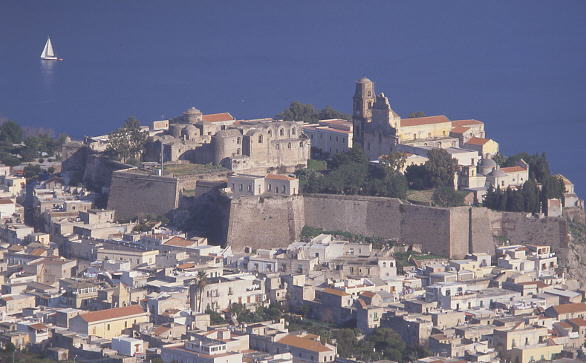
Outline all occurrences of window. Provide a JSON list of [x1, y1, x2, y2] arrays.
[[239, 184, 243, 191], [107, 324, 111, 330], [258, 135, 263, 143], [288, 143, 291, 149], [236, 148, 240, 154], [247, 184, 251, 191], [292, 128, 296, 135], [237, 137, 241, 144], [280, 129, 284, 136], [268, 184, 272, 191]]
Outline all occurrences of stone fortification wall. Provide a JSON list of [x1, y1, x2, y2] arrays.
[[107, 170, 179, 220], [226, 195, 305, 251], [82, 155, 131, 193], [486, 210, 569, 249], [225, 193, 569, 258]]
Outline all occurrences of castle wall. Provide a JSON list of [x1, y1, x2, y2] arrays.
[[107, 170, 179, 220], [226, 195, 305, 251], [82, 155, 130, 194], [225, 194, 568, 259]]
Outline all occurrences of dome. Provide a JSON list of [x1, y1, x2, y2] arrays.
[[480, 158, 496, 169], [358, 77, 372, 83], [184, 107, 202, 115], [182, 124, 198, 139], [489, 167, 506, 178]]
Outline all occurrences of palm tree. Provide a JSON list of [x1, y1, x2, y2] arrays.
[[195, 271, 208, 313]]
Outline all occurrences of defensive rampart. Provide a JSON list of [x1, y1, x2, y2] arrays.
[[226, 195, 305, 251], [107, 170, 179, 220], [225, 193, 569, 257]]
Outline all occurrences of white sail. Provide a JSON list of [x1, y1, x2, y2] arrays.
[[40, 37, 57, 60]]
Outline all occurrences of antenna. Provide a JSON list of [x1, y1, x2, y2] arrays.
[[160, 142, 164, 176]]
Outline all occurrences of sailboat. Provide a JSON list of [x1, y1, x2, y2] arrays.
[[40, 36, 62, 61]]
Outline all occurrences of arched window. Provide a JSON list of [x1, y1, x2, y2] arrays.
[[292, 128, 296, 135], [258, 135, 263, 143], [280, 129, 284, 136], [300, 142, 303, 147], [268, 129, 272, 136], [288, 143, 291, 149], [236, 148, 241, 154], [236, 137, 241, 144]]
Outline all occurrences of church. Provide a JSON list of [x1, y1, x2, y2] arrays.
[[352, 78, 489, 160]]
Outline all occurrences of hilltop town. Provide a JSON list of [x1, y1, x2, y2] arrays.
[[0, 78, 585, 362]]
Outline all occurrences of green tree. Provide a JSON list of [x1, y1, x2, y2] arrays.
[[23, 164, 42, 179], [506, 188, 525, 212], [366, 328, 407, 362], [0, 121, 23, 145], [406, 111, 425, 118], [425, 149, 458, 187], [379, 152, 407, 175], [318, 105, 351, 121], [522, 179, 540, 213], [193, 271, 208, 313], [432, 186, 466, 207], [107, 117, 148, 162], [405, 164, 430, 190], [276, 102, 318, 122]]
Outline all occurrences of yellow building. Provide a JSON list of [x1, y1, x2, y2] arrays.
[[508, 343, 563, 363], [70, 305, 149, 339], [398, 115, 453, 142], [463, 137, 499, 158]]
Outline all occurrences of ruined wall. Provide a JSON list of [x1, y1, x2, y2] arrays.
[[226, 195, 305, 251], [107, 170, 179, 220]]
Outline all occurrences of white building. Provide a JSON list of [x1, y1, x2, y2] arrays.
[[228, 174, 299, 197], [112, 336, 144, 357]]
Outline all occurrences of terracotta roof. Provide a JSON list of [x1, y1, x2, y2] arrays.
[[79, 305, 145, 323], [501, 166, 527, 173], [451, 119, 484, 127], [465, 137, 491, 146], [400, 115, 450, 127], [322, 288, 349, 297], [176, 262, 196, 269], [357, 298, 367, 309], [360, 291, 376, 298], [278, 334, 332, 353], [153, 325, 171, 336], [0, 198, 14, 204], [29, 323, 48, 331], [164, 236, 195, 247], [450, 126, 469, 134], [557, 321, 572, 329], [30, 248, 46, 256], [569, 318, 586, 327], [552, 303, 586, 315], [265, 174, 295, 181], [202, 113, 235, 122]]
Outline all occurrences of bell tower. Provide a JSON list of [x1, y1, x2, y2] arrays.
[[352, 77, 375, 149]]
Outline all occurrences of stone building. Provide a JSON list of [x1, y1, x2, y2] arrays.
[[303, 119, 353, 156], [144, 107, 310, 174], [352, 78, 490, 160]]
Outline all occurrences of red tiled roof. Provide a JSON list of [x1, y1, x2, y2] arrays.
[[278, 335, 333, 353], [153, 325, 171, 336], [569, 318, 586, 327], [451, 119, 484, 127], [164, 236, 195, 247], [322, 288, 349, 297], [360, 291, 376, 298], [79, 305, 145, 323], [501, 166, 527, 173], [29, 323, 48, 331], [0, 198, 14, 204], [450, 126, 469, 134], [202, 113, 235, 122], [552, 303, 586, 315], [465, 137, 491, 146], [265, 174, 295, 181], [400, 115, 450, 127]]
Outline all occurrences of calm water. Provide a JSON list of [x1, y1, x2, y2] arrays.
[[1, 1, 585, 195]]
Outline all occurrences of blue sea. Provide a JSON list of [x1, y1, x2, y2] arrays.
[[1, 1, 585, 195]]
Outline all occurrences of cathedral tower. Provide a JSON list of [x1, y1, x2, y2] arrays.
[[352, 77, 375, 149]]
